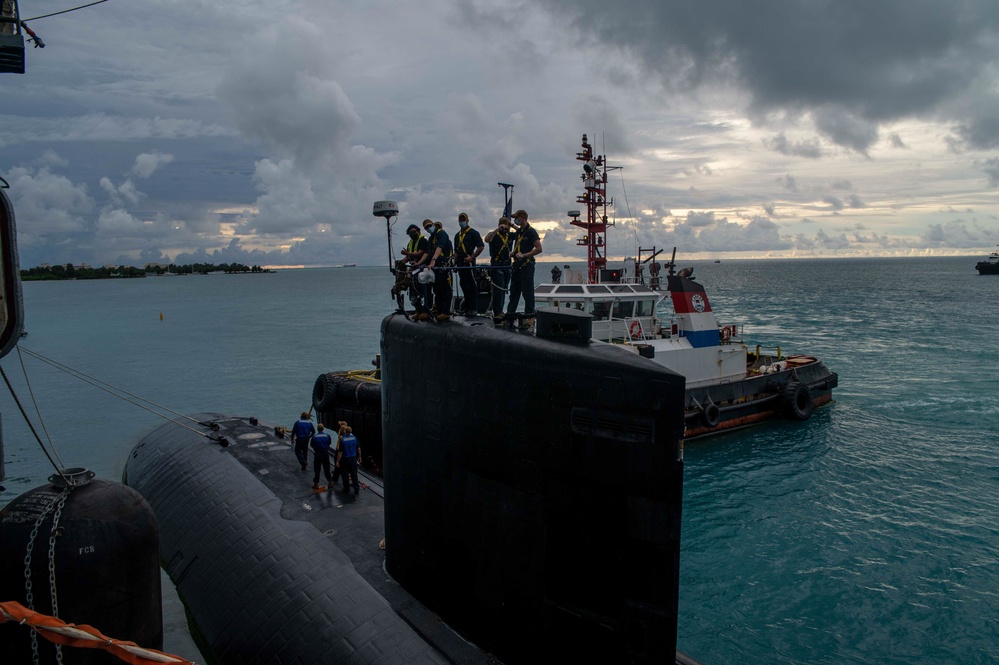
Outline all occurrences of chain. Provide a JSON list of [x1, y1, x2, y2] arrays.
[[48, 488, 70, 665], [22, 486, 71, 664]]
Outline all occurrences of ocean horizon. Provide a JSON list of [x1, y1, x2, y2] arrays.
[[1, 255, 996, 664]]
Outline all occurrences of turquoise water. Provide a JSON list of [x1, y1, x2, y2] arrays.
[[1, 258, 997, 664]]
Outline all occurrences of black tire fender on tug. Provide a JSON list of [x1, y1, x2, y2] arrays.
[[702, 401, 721, 428], [312, 371, 384, 473], [782, 381, 814, 421], [312, 373, 339, 411]]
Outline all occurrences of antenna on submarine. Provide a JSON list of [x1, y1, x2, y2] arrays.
[[372, 200, 400, 275]]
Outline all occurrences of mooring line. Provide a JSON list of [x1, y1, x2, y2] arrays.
[[15, 346, 66, 470], [0, 364, 67, 482], [13, 346, 222, 443]]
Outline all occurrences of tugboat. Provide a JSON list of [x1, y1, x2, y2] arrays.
[[317, 135, 838, 443], [975, 246, 999, 275], [533, 134, 838, 438]]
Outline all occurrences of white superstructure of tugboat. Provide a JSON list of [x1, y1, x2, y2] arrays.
[[534, 135, 838, 438]]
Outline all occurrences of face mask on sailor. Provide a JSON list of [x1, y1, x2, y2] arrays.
[[459, 220, 468, 229], [514, 217, 524, 227]]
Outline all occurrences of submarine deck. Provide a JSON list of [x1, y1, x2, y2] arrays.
[[221, 416, 489, 663], [127, 412, 700, 664]]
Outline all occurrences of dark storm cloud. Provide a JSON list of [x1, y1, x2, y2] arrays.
[[532, 0, 999, 151]]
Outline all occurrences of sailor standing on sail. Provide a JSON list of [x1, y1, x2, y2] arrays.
[[401, 223, 428, 265], [505, 209, 542, 321], [483, 216, 514, 321], [454, 212, 484, 315], [415, 219, 453, 321], [291, 411, 315, 472], [401, 224, 430, 316]]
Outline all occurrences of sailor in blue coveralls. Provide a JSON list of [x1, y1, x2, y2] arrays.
[[337, 427, 362, 494], [291, 411, 315, 471], [311, 423, 334, 489]]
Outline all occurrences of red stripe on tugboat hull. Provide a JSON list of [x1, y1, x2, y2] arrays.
[[684, 392, 834, 439]]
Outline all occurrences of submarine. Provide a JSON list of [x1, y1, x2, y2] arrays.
[[122, 307, 699, 664]]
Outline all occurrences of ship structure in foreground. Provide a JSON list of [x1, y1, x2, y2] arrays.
[[975, 246, 999, 274], [124, 310, 697, 664]]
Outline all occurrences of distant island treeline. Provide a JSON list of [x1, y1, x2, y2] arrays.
[[21, 263, 273, 281]]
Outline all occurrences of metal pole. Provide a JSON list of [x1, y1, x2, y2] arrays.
[[386, 216, 396, 274]]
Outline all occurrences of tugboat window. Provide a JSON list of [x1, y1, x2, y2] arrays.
[[591, 302, 611, 320], [612, 301, 634, 318]]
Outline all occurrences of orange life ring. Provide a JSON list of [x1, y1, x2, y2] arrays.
[[629, 320, 642, 339], [720, 326, 732, 342]]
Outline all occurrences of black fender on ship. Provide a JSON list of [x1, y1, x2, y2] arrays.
[[702, 401, 721, 428], [313, 371, 384, 474], [781, 381, 814, 421]]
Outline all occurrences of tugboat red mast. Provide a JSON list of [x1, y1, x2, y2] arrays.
[[571, 134, 619, 284]]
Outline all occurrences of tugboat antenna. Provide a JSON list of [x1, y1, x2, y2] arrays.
[[569, 134, 619, 283]]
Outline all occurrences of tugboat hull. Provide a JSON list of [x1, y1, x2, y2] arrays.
[[684, 357, 838, 438], [317, 354, 838, 443]]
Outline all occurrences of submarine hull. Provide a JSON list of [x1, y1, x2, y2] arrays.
[[123, 312, 691, 664], [381, 314, 686, 664]]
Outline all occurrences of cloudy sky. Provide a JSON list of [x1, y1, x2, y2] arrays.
[[3, 0, 999, 268]]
